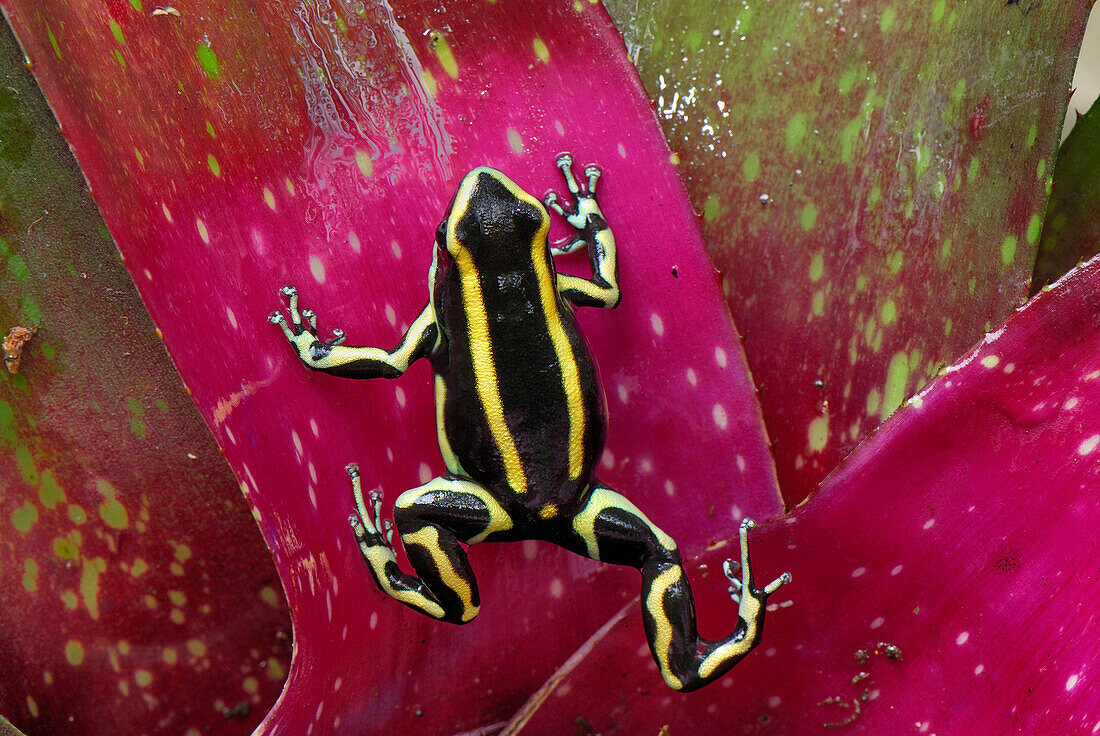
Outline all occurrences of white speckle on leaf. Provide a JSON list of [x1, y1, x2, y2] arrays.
[[395, 386, 407, 408], [418, 462, 432, 483], [196, 217, 210, 244], [310, 418, 319, 437], [686, 368, 698, 386], [226, 307, 237, 330], [308, 462, 318, 484], [956, 631, 969, 646], [522, 540, 538, 560], [664, 480, 675, 497], [1077, 434, 1099, 456], [310, 255, 326, 283], [923, 518, 935, 530], [713, 403, 728, 430], [891, 564, 903, 576], [292, 430, 303, 458], [391, 240, 402, 259], [617, 383, 629, 404], [651, 313, 664, 336], [1067, 673, 1079, 691], [549, 578, 564, 598], [349, 231, 361, 252], [736, 455, 746, 473], [870, 616, 885, 629], [715, 346, 728, 369], [385, 304, 397, 326], [980, 355, 1000, 369], [1064, 397, 1079, 411], [975, 664, 985, 675], [851, 566, 867, 578]]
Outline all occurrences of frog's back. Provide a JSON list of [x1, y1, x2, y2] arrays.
[[432, 253, 606, 516]]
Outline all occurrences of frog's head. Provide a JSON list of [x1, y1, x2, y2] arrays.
[[435, 167, 550, 275]]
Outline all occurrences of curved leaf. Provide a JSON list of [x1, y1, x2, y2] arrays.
[[506, 255, 1100, 733], [0, 20, 289, 736], [606, 0, 1091, 504], [4, 0, 781, 732]]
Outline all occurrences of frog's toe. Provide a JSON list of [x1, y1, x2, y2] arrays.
[[584, 164, 601, 193]]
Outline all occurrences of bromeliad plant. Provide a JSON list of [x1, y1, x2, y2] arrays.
[[0, 0, 1096, 734]]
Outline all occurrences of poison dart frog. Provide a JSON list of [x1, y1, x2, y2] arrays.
[[270, 155, 790, 692]]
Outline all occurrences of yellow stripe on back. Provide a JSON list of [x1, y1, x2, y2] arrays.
[[529, 219, 587, 480], [449, 174, 529, 494]]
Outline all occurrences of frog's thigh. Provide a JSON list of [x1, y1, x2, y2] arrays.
[[569, 485, 680, 565], [390, 477, 514, 624]]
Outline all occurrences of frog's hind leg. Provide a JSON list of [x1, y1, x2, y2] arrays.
[[567, 485, 790, 692], [348, 466, 514, 624]]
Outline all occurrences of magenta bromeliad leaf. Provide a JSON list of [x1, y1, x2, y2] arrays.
[[504, 255, 1100, 734], [605, 0, 1092, 505], [0, 20, 289, 736], [3, 0, 783, 733], [1033, 98, 1100, 292]]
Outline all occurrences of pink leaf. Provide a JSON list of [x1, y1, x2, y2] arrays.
[[4, 0, 781, 732], [506, 256, 1100, 733]]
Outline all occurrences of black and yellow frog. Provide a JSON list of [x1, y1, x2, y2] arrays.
[[270, 155, 790, 691]]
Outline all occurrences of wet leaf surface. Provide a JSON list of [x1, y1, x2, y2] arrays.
[[0, 21, 290, 736], [4, 1, 781, 733], [508, 255, 1100, 734], [606, 0, 1091, 504]]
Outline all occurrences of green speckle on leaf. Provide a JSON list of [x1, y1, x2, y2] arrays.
[[865, 388, 881, 416], [932, 0, 946, 23], [7, 254, 29, 282], [879, 7, 897, 32], [97, 481, 129, 529], [12, 501, 37, 533], [811, 290, 825, 316], [533, 37, 549, 63], [868, 184, 882, 205], [21, 296, 41, 325], [15, 444, 38, 485], [155, 398, 168, 413], [129, 418, 147, 438], [109, 20, 125, 45], [951, 79, 966, 103], [196, 44, 220, 79], [684, 28, 703, 52], [47, 26, 61, 59], [799, 201, 818, 231], [0, 400, 15, 445], [22, 558, 38, 592], [967, 157, 980, 183], [130, 0, 143, 9], [433, 35, 458, 80], [838, 67, 859, 95], [126, 397, 145, 417], [881, 299, 897, 325], [113, 49, 126, 68], [1036, 158, 1046, 180], [1026, 214, 1042, 244], [808, 251, 824, 282], [205, 121, 216, 138], [38, 470, 66, 509], [882, 351, 910, 419], [939, 236, 952, 263], [785, 112, 808, 151], [64, 640, 84, 666], [807, 415, 829, 452], [207, 153, 221, 176], [742, 151, 760, 182], [886, 250, 904, 274], [944, 317, 953, 337], [703, 194, 722, 222], [1000, 234, 1017, 265], [1026, 123, 1038, 149]]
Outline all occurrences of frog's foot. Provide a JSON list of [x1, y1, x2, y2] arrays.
[[346, 463, 395, 556], [269, 285, 346, 360], [722, 518, 791, 623], [544, 153, 605, 233]]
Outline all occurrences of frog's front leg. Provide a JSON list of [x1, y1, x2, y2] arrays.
[[565, 485, 790, 692], [544, 154, 621, 309], [269, 285, 437, 379], [347, 466, 514, 624]]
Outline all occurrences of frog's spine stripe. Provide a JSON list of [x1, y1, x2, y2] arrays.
[[402, 526, 479, 623], [525, 209, 586, 481], [447, 175, 530, 495]]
